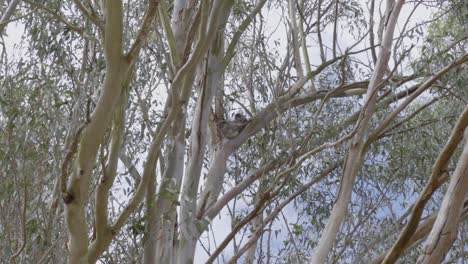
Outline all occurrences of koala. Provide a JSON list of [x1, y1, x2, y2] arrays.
[[219, 112, 248, 139], [234, 113, 247, 123]]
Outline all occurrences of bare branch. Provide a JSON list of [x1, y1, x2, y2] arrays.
[[23, 0, 97, 40], [367, 53, 468, 144], [316, 0, 326, 62], [125, 0, 161, 63], [0, 0, 21, 33], [288, 0, 304, 77], [226, 164, 339, 264], [223, 0, 267, 69], [71, 0, 103, 31]]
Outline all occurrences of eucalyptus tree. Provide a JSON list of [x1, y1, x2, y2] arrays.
[[0, 0, 467, 263]]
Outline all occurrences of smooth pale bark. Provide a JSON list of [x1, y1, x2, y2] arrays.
[[64, 1, 125, 263], [309, 1, 405, 263], [63, 0, 161, 261], [141, 106, 170, 264], [142, 0, 197, 262], [143, 69, 186, 264], [152, 6, 197, 251], [152, 117, 186, 264], [152, 71, 194, 263], [144, 89, 188, 263], [178, 92, 229, 263], [177, 76, 223, 263], [146, 76, 188, 263], [88, 70, 134, 263], [143, 0, 210, 261], [171, 0, 196, 60], [245, 185, 265, 264], [288, 0, 304, 78], [417, 129, 468, 263], [154, 143, 185, 263], [176, 3, 233, 263], [142, 154, 158, 264], [143, 0, 233, 262]]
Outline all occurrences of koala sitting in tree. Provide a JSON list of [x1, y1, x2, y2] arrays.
[[221, 112, 248, 138], [209, 112, 249, 144]]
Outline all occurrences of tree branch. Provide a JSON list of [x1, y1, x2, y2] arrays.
[[0, 0, 21, 33], [125, 0, 161, 63], [382, 106, 468, 263]]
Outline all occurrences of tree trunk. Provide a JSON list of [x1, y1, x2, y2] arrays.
[[417, 128, 468, 263], [176, 3, 232, 262], [309, 1, 405, 263]]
